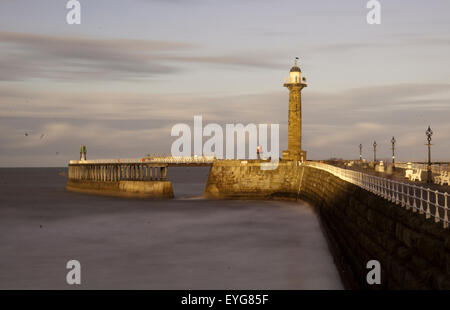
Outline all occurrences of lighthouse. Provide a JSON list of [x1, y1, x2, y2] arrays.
[[282, 58, 307, 162]]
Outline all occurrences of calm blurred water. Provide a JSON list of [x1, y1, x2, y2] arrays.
[[0, 167, 343, 289]]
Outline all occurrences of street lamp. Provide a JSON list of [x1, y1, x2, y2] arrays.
[[426, 126, 433, 183], [359, 144, 363, 161], [391, 136, 396, 171], [373, 141, 377, 163]]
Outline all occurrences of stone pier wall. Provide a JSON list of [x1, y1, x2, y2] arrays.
[[204, 160, 450, 289], [66, 179, 174, 198], [66, 163, 173, 198], [204, 160, 302, 199]]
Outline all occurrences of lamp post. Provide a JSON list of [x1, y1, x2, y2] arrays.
[[359, 144, 363, 161], [373, 141, 377, 163], [425, 126, 433, 184], [391, 136, 396, 171], [80, 144, 87, 161]]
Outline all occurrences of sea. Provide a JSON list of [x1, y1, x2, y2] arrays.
[[0, 167, 343, 289]]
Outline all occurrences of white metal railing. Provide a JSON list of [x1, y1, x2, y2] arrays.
[[70, 158, 145, 164], [145, 155, 215, 164], [69, 155, 215, 165], [305, 161, 449, 229]]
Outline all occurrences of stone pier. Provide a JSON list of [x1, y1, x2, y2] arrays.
[[204, 160, 450, 289], [66, 162, 173, 198]]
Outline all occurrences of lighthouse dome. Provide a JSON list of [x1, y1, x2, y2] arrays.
[[290, 65, 301, 73]]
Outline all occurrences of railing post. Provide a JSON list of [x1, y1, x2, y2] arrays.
[[406, 185, 410, 210], [419, 186, 424, 214], [412, 186, 417, 212], [396, 182, 400, 205], [390, 180, 395, 202], [401, 184, 405, 207], [444, 193, 448, 229], [426, 188, 431, 219], [435, 190, 440, 223]]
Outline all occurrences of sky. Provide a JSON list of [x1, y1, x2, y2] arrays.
[[0, 0, 449, 166]]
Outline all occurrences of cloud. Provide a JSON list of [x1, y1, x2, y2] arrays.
[[302, 83, 450, 161], [0, 31, 283, 82], [0, 83, 287, 122], [1, 72, 450, 165], [0, 85, 291, 166], [0, 31, 190, 81]]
